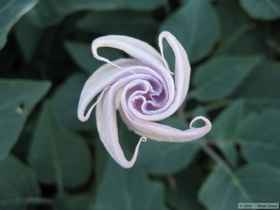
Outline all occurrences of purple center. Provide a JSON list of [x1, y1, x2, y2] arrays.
[[126, 78, 167, 114]]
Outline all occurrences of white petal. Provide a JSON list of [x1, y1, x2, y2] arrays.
[[158, 31, 191, 110], [91, 34, 168, 73], [78, 59, 142, 122], [120, 109, 212, 142], [96, 81, 144, 168]]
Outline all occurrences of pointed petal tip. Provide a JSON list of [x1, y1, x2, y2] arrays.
[[115, 136, 146, 169], [77, 97, 91, 122]]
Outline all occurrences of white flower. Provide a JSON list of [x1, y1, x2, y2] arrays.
[[77, 31, 212, 168]]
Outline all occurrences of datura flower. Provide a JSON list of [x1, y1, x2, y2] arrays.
[[77, 31, 212, 168]]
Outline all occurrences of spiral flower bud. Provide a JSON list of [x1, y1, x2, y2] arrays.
[[78, 31, 212, 168]]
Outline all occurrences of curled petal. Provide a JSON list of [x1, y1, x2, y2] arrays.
[[96, 74, 152, 168], [96, 92, 144, 168], [120, 106, 212, 142], [159, 31, 191, 108], [91, 34, 167, 72], [78, 59, 143, 121]]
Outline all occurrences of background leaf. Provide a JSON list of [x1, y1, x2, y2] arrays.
[[161, 0, 220, 62], [25, 0, 166, 28], [14, 16, 43, 62], [54, 193, 91, 210], [240, 0, 280, 20], [0, 0, 280, 209], [193, 55, 262, 101], [0, 0, 38, 49], [76, 11, 159, 42], [199, 164, 280, 210], [0, 156, 40, 210], [234, 60, 280, 99], [28, 102, 92, 189], [236, 109, 280, 170], [89, 160, 168, 210], [65, 41, 122, 74], [0, 79, 50, 160], [50, 73, 96, 131], [64, 42, 99, 74], [167, 163, 206, 210]]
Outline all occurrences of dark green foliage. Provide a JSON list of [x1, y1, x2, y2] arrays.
[[0, 0, 280, 209]]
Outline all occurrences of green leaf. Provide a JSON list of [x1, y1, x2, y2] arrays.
[[193, 55, 262, 101], [76, 11, 158, 42], [64, 42, 99, 74], [240, 0, 280, 20], [210, 100, 250, 165], [137, 117, 199, 174], [0, 0, 38, 49], [28, 102, 92, 189], [0, 79, 50, 160], [199, 164, 280, 210], [26, 0, 166, 27], [65, 41, 121, 74], [54, 193, 91, 210], [14, 16, 43, 62], [50, 73, 96, 131], [211, 99, 280, 170], [217, 25, 266, 56], [214, 0, 265, 56], [211, 100, 248, 142], [161, 0, 220, 62], [215, 0, 249, 38], [236, 109, 280, 170], [89, 160, 168, 210], [167, 164, 206, 210], [235, 60, 280, 99], [0, 156, 40, 210]]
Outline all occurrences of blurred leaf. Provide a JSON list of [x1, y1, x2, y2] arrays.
[[65, 42, 98, 74], [28, 102, 92, 189], [199, 164, 280, 210], [210, 100, 250, 166], [240, 0, 280, 20], [137, 117, 200, 174], [167, 164, 206, 210], [0, 79, 50, 160], [76, 11, 158, 41], [217, 25, 266, 56], [212, 99, 280, 170], [0, 156, 40, 210], [214, 0, 265, 56], [193, 55, 262, 101], [161, 0, 220, 62], [89, 160, 168, 210], [54, 193, 91, 210], [215, 0, 249, 38], [65, 41, 122, 74], [51, 73, 96, 131], [236, 109, 280, 170], [239, 98, 280, 111], [211, 100, 248, 143], [14, 16, 43, 62], [235, 60, 280, 99], [0, 0, 37, 49], [26, 0, 166, 27]]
